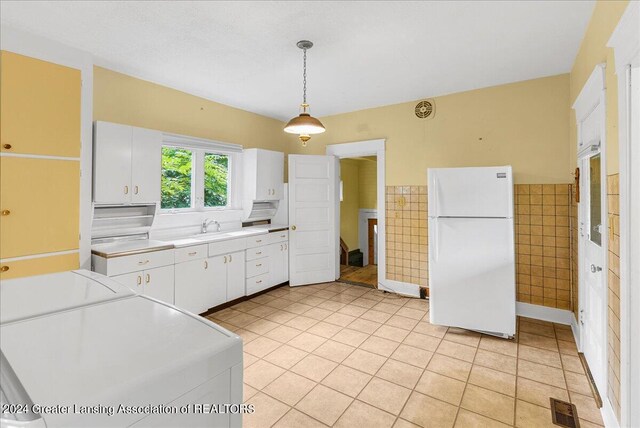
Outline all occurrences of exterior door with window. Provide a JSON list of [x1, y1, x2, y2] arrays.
[[579, 148, 607, 395]]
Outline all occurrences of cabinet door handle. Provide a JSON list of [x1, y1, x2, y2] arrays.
[[188, 251, 197, 256], [137, 275, 142, 285], [224, 256, 227, 264], [291, 225, 296, 231], [204, 260, 208, 269], [280, 244, 283, 251], [145, 273, 150, 283], [0, 266, 9, 272], [138, 260, 150, 265], [229, 254, 233, 262], [256, 239, 262, 243], [1, 210, 10, 216], [134, 185, 139, 195], [280, 234, 286, 238], [2, 144, 12, 150], [284, 244, 287, 250], [256, 263, 262, 267], [124, 185, 129, 194], [256, 280, 262, 284], [256, 251, 262, 255]]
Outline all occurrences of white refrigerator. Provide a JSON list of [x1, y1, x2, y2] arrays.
[[428, 166, 516, 338]]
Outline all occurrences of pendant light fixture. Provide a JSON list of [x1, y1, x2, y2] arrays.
[[284, 40, 325, 146]]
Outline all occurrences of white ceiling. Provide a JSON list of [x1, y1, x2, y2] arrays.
[[0, 1, 594, 120]]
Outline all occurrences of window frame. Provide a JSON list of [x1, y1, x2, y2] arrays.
[[159, 136, 241, 214]]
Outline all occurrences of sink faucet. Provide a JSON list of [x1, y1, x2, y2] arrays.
[[202, 219, 220, 233]]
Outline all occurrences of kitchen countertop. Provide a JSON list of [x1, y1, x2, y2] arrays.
[[92, 224, 289, 256], [91, 239, 174, 258]]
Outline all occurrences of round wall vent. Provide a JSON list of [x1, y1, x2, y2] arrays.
[[415, 99, 435, 119]]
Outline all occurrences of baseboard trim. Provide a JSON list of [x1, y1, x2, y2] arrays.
[[571, 313, 582, 351], [379, 279, 420, 298], [516, 302, 574, 325], [601, 396, 620, 428]]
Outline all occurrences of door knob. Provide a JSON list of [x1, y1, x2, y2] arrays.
[[590, 264, 602, 273], [291, 225, 296, 231]]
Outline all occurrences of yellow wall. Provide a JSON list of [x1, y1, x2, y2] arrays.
[[289, 74, 571, 185], [93, 66, 287, 151], [340, 159, 360, 250], [569, 0, 628, 174], [339, 158, 378, 250], [358, 158, 377, 209]]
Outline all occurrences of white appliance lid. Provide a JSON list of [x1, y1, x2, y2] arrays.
[[0, 296, 242, 427], [0, 270, 136, 324]]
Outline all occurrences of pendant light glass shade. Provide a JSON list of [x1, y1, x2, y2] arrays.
[[284, 105, 326, 143], [285, 40, 325, 146]]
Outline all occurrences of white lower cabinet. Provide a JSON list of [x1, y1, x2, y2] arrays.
[[112, 265, 175, 304], [95, 232, 286, 314], [269, 241, 289, 286], [175, 250, 245, 314], [207, 254, 228, 309], [226, 251, 246, 301], [245, 232, 289, 296], [175, 258, 211, 314]]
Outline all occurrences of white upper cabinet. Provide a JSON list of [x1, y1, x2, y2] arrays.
[[93, 121, 162, 204], [131, 127, 162, 203], [94, 122, 132, 204], [243, 149, 284, 201]]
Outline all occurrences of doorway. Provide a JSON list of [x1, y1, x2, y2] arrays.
[[337, 156, 378, 288], [573, 64, 608, 401]]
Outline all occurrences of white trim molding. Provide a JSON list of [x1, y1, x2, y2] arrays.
[[325, 139, 421, 296], [608, 2, 640, 427], [516, 302, 574, 325], [358, 209, 378, 267]]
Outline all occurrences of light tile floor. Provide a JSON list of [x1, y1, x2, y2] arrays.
[[207, 282, 604, 428]]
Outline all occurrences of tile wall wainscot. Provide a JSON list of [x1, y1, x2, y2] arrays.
[[385, 186, 429, 287], [606, 174, 621, 421], [385, 184, 576, 311]]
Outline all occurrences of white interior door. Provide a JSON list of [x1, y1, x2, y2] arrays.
[[579, 149, 607, 395], [288, 155, 338, 286]]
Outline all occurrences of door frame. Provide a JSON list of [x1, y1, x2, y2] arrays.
[[573, 63, 609, 399], [608, 2, 640, 426], [326, 139, 415, 296]]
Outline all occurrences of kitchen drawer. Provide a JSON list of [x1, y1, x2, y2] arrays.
[[246, 246, 268, 261], [245, 231, 288, 248], [246, 272, 270, 296], [175, 244, 208, 263], [245, 258, 268, 278], [100, 249, 174, 276], [270, 230, 289, 243], [208, 238, 247, 257]]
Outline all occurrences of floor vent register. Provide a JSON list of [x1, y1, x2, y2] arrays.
[[550, 398, 580, 428]]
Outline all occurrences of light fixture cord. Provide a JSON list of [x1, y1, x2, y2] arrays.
[[302, 47, 307, 105]]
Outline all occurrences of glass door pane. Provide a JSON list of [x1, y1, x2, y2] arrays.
[[589, 153, 602, 246]]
